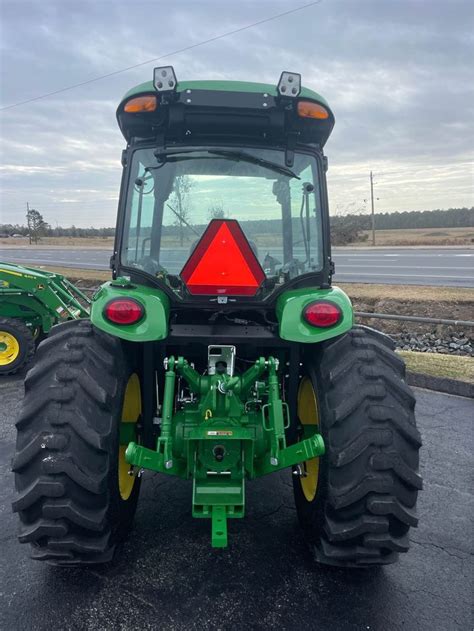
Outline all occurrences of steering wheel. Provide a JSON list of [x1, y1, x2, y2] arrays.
[[138, 256, 167, 276]]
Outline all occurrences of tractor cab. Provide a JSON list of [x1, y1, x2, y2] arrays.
[[113, 68, 335, 304]]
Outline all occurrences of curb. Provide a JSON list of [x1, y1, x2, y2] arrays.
[[407, 371, 473, 399]]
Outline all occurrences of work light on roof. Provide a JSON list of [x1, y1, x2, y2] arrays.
[[277, 71, 301, 97], [153, 66, 177, 92]]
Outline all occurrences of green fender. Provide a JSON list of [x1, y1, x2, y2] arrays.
[[275, 286, 354, 343], [91, 280, 170, 342]]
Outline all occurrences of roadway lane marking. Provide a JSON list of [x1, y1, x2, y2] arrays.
[[336, 272, 474, 279], [345, 258, 397, 262], [336, 253, 471, 257], [334, 251, 473, 256], [336, 265, 471, 270]]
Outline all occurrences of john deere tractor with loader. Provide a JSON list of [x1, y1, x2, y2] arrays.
[[13, 68, 422, 567], [0, 263, 90, 375]]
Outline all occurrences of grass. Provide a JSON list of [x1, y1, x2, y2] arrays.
[[355, 226, 474, 246], [339, 283, 474, 303], [398, 351, 474, 383], [27, 265, 112, 282], [0, 236, 115, 248]]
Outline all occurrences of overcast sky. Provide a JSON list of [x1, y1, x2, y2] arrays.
[[1, 0, 473, 228]]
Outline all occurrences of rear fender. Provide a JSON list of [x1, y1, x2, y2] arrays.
[[91, 281, 170, 342], [276, 286, 353, 343]]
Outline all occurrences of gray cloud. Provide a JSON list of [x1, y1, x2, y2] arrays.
[[1, 0, 473, 227]]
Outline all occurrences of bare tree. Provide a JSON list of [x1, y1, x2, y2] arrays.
[[208, 202, 225, 220], [26, 206, 49, 244], [171, 176, 193, 246]]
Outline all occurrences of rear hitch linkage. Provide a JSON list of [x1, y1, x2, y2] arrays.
[[125, 354, 325, 548]]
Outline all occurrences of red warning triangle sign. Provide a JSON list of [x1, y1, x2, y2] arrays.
[[180, 220, 265, 296]]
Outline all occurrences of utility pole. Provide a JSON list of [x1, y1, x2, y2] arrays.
[[370, 171, 376, 246], [26, 202, 32, 245]]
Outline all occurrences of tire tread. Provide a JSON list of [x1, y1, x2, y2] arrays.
[[295, 325, 422, 567], [13, 320, 138, 566]]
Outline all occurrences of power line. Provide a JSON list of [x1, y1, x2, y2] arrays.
[[0, 1, 322, 112]]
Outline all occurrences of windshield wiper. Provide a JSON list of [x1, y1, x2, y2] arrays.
[[166, 203, 201, 237], [207, 150, 300, 180], [151, 148, 300, 179]]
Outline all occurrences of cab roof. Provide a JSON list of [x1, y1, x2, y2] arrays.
[[121, 79, 331, 110], [117, 78, 335, 148]]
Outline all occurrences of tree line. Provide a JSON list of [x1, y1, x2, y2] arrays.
[[348, 207, 473, 230], [0, 215, 115, 240], [1, 206, 472, 245], [329, 207, 473, 244]]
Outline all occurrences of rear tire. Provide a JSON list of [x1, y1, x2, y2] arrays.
[[0, 317, 34, 375], [293, 325, 422, 567], [12, 319, 141, 565]]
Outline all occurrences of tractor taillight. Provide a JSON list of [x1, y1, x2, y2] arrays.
[[104, 298, 144, 325], [303, 301, 341, 328]]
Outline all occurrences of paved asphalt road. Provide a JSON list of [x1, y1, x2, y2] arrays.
[[0, 374, 472, 630], [1, 245, 473, 286]]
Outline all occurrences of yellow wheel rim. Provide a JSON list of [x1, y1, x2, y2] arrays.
[[297, 377, 320, 502], [118, 373, 141, 500], [0, 331, 20, 366]]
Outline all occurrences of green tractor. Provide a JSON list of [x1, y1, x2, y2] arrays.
[[0, 262, 90, 375], [13, 68, 422, 566]]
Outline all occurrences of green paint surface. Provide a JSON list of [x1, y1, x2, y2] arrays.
[[125, 354, 325, 548], [0, 261, 90, 334], [90, 280, 170, 342], [121, 79, 331, 111], [276, 286, 354, 343]]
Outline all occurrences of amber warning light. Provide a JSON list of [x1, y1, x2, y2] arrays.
[[180, 220, 265, 296], [124, 95, 157, 113]]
